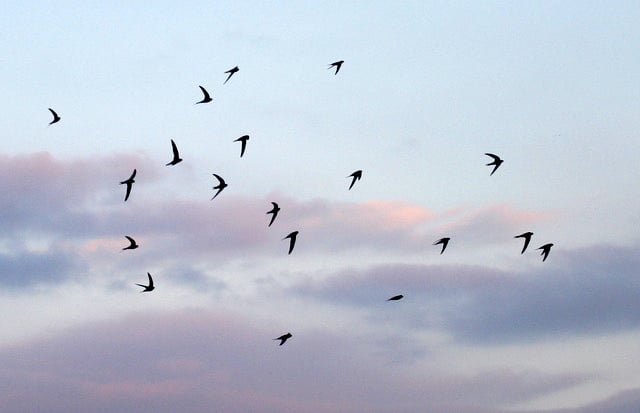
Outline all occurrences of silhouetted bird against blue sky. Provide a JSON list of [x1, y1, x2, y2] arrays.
[[136, 272, 155, 292], [348, 170, 362, 190], [122, 236, 138, 251], [274, 332, 292, 346], [266, 202, 280, 227], [514, 232, 534, 254], [196, 85, 212, 104], [434, 237, 450, 254], [328, 60, 344, 75], [485, 153, 504, 176], [120, 169, 136, 202], [234, 135, 249, 157], [387, 294, 404, 301], [283, 231, 299, 254], [166, 139, 183, 166], [224, 66, 239, 84], [48, 108, 60, 125], [538, 243, 554, 262], [211, 174, 228, 200]]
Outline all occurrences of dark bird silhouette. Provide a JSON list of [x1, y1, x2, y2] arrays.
[[211, 173, 228, 200], [274, 332, 292, 346], [48, 108, 61, 125], [234, 135, 249, 158], [283, 231, 299, 254], [485, 153, 504, 176], [514, 232, 534, 254], [434, 237, 450, 254], [387, 294, 404, 301], [538, 243, 554, 262], [224, 66, 239, 84], [266, 202, 280, 227], [166, 139, 183, 166], [328, 60, 344, 75], [120, 169, 136, 202], [122, 236, 139, 251], [347, 170, 362, 190], [196, 85, 212, 104], [136, 272, 155, 292]]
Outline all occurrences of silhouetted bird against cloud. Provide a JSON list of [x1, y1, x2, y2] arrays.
[[514, 232, 534, 254], [434, 237, 450, 254], [224, 66, 239, 84], [136, 272, 155, 292], [274, 332, 292, 346], [538, 243, 554, 262], [120, 169, 136, 202], [234, 135, 249, 157], [266, 202, 280, 227], [485, 153, 504, 176], [48, 108, 60, 125], [387, 294, 404, 301], [328, 60, 344, 75], [347, 170, 362, 190], [166, 139, 183, 166], [283, 231, 299, 254], [122, 236, 139, 251], [211, 174, 228, 200], [196, 85, 212, 104]]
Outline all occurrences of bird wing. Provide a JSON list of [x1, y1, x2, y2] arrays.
[[147, 272, 154, 288], [171, 139, 180, 159], [199, 85, 210, 100]]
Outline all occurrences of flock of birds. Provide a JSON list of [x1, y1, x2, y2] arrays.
[[47, 60, 553, 347]]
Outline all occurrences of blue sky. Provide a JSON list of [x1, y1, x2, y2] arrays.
[[1, 1, 640, 412]]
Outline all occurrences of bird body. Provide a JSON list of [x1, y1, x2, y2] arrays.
[[48, 108, 61, 125], [266, 202, 280, 227], [196, 85, 212, 104], [274, 332, 292, 346], [387, 294, 404, 301], [120, 169, 136, 202], [328, 60, 344, 75], [348, 170, 362, 190], [514, 232, 534, 254], [485, 153, 504, 176], [211, 173, 228, 200], [434, 237, 450, 254], [234, 135, 250, 158], [136, 272, 155, 292], [224, 66, 239, 84], [166, 139, 183, 166], [283, 231, 299, 254], [122, 236, 138, 251]]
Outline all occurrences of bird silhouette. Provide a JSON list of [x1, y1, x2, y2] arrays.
[[136, 272, 155, 292], [122, 236, 139, 251], [120, 169, 136, 202], [224, 66, 239, 84], [166, 139, 183, 166], [196, 85, 212, 104], [274, 332, 292, 346], [514, 232, 534, 254], [434, 237, 450, 254], [283, 231, 299, 254], [234, 135, 249, 157], [387, 294, 404, 301], [211, 174, 228, 200], [485, 153, 504, 176], [266, 202, 280, 227], [48, 108, 61, 125], [347, 170, 362, 190], [328, 60, 344, 75], [538, 243, 554, 262]]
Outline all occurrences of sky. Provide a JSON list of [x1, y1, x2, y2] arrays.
[[1, 1, 640, 412]]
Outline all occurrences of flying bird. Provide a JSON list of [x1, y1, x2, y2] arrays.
[[274, 332, 292, 346], [136, 272, 155, 292], [234, 135, 250, 157], [224, 66, 239, 84], [514, 232, 534, 254], [538, 243, 554, 262], [485, 153, 504, 176], [166, 139, 183, 166], [48, 108, 61, 125], [347, 170, 362, 190], [211, 173, 228, 200], [283, 231, 299, 254], [122, 236, 139, 251], [328, 60, 344, 75], [120, 169, 136, 202], [196, 85, 212, 104], [434, 237, 450, 254], [266, 202, 280, 227], [387, 294, 404, 301]]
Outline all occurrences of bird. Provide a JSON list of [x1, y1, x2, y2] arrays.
[[537, 243, 554, 262], [283, 231, 299, 254], [48, 108, 61, 125], [485, 153, 504, 176], [234, 135, 250, 157], [136, 272, 155, 292], [514, 232, 534, 254], [347, 170, 362, 190], [274, 332, 292, 346], [122, 236, 139, 251], [196, 85, 212, 104], [120, 169, 136, 202], [224, 66, 239, 84], [166, 139, 183, 166], [211, 173, 228, 200], [266, 202, 280, 227], [434, 237, 450, 254], [328, 60, 344, 75], [387, 294, 404, 301]]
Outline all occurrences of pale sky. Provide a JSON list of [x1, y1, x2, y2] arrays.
[[2, 1, 640, 412]]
